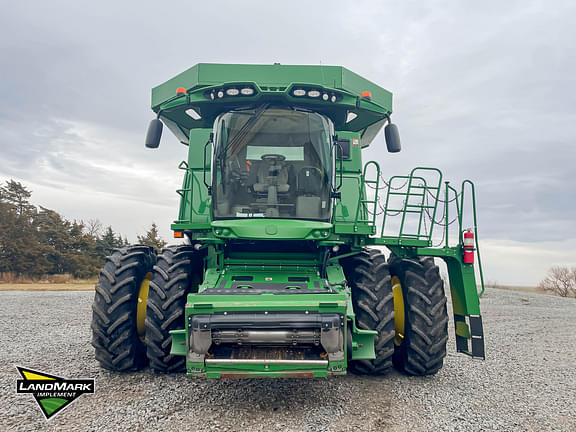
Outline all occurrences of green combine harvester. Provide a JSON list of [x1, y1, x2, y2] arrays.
[[92, 63, 485, 378]]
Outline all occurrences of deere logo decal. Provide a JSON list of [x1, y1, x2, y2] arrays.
[[15, 366, 95, 420]]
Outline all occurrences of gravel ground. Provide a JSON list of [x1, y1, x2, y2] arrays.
[[0, 288, 574, 432]]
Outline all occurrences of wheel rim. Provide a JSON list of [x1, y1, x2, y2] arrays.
[[137, 272, 152, 340], [392, 276, 405, 346]]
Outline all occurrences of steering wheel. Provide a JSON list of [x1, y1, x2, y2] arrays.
[[261, 154, 286, 163]]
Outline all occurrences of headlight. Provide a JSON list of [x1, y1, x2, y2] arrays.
[[226, 88, 240, 96]]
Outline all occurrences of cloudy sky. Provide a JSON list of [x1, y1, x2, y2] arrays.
[[1, 0, 575, 286]]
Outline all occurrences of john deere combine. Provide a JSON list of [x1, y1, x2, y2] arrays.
[[92, 63, 485, 378]]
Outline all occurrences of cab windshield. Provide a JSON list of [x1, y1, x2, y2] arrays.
[[212, 106, 333, 220]]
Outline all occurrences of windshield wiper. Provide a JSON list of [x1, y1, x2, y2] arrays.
[[227, 103, 270, 155]]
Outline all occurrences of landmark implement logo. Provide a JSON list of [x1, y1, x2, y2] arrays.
[[15, 366, 95, 420]]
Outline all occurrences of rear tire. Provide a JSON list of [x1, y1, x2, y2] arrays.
[[91, 246, 156, 371], [388, 255, 448, 376], [342, 249, 395, 375], [145, 245, 204, 372]]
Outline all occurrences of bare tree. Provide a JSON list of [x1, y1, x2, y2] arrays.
[[84, 219, 103, 237], [538, 266, 576, 298]]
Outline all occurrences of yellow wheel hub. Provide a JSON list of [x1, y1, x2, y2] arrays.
[[137, 272, 152, 340], [392, 276, 405, 346]]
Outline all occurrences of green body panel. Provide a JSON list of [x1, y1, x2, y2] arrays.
[[170, 329, 187, 356], [149, 63, 486, 377], [211, 219, 333, 240], [371, 237, 431, 247], [186, 293, 346, 315], [349, 330, 377, 360], [334, 177, 361, 224], [205, 368, 333, 379], [418, 247, 481, 316]]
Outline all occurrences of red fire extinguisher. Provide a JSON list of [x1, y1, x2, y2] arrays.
[[463, 229, 475, 264]]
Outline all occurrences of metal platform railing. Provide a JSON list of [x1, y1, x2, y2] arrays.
[[356, 163, 485, 295], [380, 167, 443, 243]]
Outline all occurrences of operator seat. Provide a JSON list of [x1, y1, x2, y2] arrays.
[[251, 155, 291, 217], [253, 160, 290, 193]]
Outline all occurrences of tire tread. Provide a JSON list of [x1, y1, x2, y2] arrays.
[[145, 245, 203, 373], [342, 249, 395, 375], [91, 245, 155, 372], [389, 255, 448, 376]]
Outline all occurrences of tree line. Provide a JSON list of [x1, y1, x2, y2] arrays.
[[0, 180, 166, 280]]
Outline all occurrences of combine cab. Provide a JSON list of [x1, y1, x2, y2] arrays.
[[92, 63, 485, 378]]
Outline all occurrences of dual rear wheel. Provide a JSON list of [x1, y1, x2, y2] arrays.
[[91, 245, 203, 372], [343, 249, 448, 376]]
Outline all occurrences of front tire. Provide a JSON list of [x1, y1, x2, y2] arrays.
[[145, 245, 204, 372], [388, 255, 448, 376], [342, 249, 395, 375], [91, 246, 156, 371]]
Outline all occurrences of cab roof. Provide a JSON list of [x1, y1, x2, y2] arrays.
[[151, 63, 393, 145]]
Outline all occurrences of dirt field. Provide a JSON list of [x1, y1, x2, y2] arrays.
[[1, 282, 547, 294], [0, 283, 94, 291], [487, 285, 547, 295]]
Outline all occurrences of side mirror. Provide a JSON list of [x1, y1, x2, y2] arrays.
[[145, 119, 163, 149], [385, 123, 401, 153]]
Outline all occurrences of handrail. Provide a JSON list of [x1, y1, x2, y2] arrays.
[[354, 161, 381, 226], [460, 180, 485, 297], [175, 161, 211, 222], [445, 183, 460, 247], [380, 167, 442, 242]]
